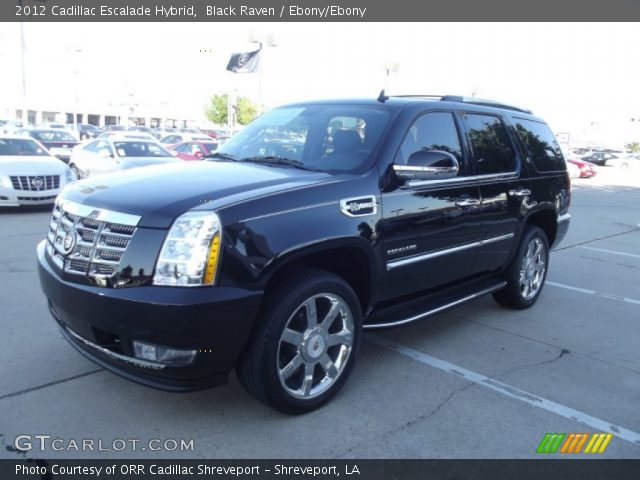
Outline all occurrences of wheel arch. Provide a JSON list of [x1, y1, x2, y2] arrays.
[[523, 207, 558, 247], [259, 237, 378, 316]]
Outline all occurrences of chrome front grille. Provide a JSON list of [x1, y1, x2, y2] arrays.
[[46, 199, 141, 283], [11, 175, 60, 191]]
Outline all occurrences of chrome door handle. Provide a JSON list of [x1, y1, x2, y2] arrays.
[[455, 199, 481, 207], [508, 189, 531, 197]]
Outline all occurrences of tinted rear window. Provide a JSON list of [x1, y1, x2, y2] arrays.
[[464, 114, 516, 175], [515, 118, 565, 172]]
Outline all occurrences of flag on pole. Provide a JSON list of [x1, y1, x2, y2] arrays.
[[226, 47, 261, 73]]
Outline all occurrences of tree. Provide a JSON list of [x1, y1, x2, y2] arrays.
[[625, 142, 640, 153], [205, 94, 259, 126], [204, 94, 228, 125], [236, 97, 258, 125]]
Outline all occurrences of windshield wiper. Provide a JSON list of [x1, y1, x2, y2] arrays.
[[239, 156, 322, 172], [204, 152, 237, 162]]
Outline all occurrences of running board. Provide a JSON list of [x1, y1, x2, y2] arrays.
[[363, 281, 507, 330]]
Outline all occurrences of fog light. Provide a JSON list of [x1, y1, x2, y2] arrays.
[[132, 341, 197, 365]]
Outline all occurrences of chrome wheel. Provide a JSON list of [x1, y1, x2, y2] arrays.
[[277, 293, 354, 400], [519, 237, 547, 300]]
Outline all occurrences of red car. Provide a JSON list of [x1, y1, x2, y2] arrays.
[[169, 140, 221, 161], [567, 158, 598, 178]]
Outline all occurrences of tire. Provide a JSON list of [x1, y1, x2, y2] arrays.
[[493, 225, 549, 310], [70, 164, 80, 180], [237, 268, 362, 414]]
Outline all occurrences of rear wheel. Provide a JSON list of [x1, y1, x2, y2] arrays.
[[237, 268, 362, 414], [493, 226, 549, 309]]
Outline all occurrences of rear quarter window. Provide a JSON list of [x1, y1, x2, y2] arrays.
[[514, 118, 565, 172]]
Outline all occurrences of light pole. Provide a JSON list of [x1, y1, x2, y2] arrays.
[[67, 48, 83, 133], [384, 62, 399, 91], [249, 31, 277, 113], [19, 19, 27, 123]]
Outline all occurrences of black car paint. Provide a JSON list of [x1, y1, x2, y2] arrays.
[[38, 98, 570, 391]]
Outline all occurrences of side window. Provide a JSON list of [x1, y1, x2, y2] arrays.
[[84, 141, 99, 152], [395, 112, 463, 169], [465, 114, 516, 175], [514, 118, 565, 172]]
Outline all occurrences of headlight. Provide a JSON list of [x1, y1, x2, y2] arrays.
[[0, 175, 12, 189], [153, 211, 222, 287]]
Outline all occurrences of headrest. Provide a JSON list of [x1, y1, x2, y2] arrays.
[[332, 129, 362, 153]]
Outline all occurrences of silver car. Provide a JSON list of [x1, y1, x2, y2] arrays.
[[68, 137, 180, 179]]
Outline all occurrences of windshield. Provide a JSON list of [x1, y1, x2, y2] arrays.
[[32, 130, 76, 142], [113, 141, 172, 157], [216, 105, 391, 173], [0, 138, 49, 156]]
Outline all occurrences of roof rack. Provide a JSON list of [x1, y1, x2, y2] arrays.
[[382, 93, 533, 114]]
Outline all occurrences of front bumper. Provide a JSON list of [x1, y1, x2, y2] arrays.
[[37, 241, 263, 391]]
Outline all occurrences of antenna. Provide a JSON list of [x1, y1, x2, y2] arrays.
[[377, 89, 389, 103]]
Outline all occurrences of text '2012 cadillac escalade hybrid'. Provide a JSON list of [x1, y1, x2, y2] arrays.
[[38, 94, 570, 414]]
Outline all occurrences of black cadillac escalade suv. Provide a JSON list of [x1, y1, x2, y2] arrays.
[[38, 94, 570, 413]]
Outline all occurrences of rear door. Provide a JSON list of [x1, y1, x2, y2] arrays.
[[461, 112, 529, 274], [380, 111, 482, 300]]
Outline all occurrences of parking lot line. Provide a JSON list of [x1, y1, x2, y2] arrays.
[[367, 334, 640, 446], [581, 246, 640, 259], [546, 281, 640, 306]]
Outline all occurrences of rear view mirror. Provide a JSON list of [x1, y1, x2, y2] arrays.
[[393, 150, 459, 181]]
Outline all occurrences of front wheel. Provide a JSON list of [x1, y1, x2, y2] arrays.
[[493, 226, 549, 309], [69, 164, 80, 180], [237, 268, 362, 414]]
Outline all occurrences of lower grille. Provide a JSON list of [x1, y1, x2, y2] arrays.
[[46, 199, 140, 284], [11, 175, 60, 191], [18, 195, 58, 201]]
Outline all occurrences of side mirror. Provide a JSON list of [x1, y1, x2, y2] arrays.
[[99, 150, 113, 158], [194, 151, 203, 158], [393, 150, 459, 181]]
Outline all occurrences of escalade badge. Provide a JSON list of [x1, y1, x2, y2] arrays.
[[62, 231, 77, 255], [340, 195, 378, 217]]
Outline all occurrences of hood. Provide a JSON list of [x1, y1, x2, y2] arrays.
[[61, 161, 333, 228], [0, 156, 68, 175]]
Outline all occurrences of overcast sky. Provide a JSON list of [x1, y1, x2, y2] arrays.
[[0, 22, 638, 145]]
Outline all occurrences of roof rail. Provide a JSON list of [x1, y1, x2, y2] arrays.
[[387, 94, 533, 114], [441, 95, 533, 114]]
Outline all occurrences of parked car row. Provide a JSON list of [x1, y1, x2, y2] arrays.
[[566, 158, 598, 178]]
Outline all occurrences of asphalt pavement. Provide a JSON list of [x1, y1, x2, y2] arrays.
[[1, 168, 639, 459]]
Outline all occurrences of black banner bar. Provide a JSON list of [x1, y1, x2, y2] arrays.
[[3, 0, 640, 22], [3, 460, 640, 480]]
